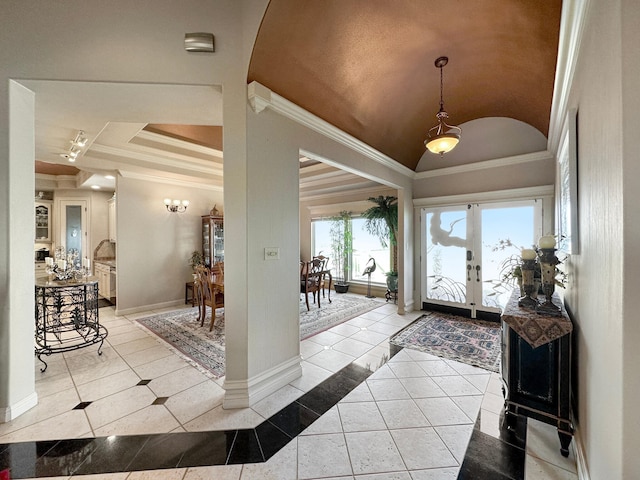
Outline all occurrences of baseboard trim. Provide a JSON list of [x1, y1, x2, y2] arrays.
[[222, 356, 302, 409], [1, 392, 38, 423], [115, 299, 184, 316], [573, 420, 590, 480]]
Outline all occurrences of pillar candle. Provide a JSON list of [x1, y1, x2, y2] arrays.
[[538, 235, 556, 249], [57, 259, 66, 270]]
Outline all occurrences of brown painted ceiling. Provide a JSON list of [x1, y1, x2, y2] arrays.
[[248, 0, 562, 170], [143, 124, 223, 151], [35, 160, 80, 176]]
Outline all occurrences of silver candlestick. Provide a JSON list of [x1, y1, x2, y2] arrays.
[[536, 248, 561, 315], [518, 258, 539, 308]]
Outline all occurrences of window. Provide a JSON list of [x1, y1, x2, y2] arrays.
[[312, 216, 389, 285]]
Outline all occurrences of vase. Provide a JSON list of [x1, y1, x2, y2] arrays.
[[386, 274, 398, 292]]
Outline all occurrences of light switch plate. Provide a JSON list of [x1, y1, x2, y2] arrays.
[[264, 247, 280, 260]]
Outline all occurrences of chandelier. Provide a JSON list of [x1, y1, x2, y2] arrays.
[[425, 56, 461, 156]]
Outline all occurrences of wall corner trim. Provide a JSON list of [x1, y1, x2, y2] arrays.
[[223, 356, 302, 409], [1, 392, 38, 423]]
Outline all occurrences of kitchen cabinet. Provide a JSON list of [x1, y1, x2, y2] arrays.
[[95, 262, 116, 300], [202, 215, 224, 267], [108, 194, 116, 242], [35, 201, 52, 242], [35, 262, 48, 278]]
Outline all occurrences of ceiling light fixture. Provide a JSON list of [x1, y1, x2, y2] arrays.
[[164, 198, 189, 213], [60, 130, 88, 162], [425, 56, 461, 156]]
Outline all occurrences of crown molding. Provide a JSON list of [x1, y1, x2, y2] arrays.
[[547, 0, 591, 155], [412, 185, 555, 208], [248, 81, 414, 178], [414, 150, 553, 180]]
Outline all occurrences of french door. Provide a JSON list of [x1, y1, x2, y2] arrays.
[[421, 199, 541, 317]]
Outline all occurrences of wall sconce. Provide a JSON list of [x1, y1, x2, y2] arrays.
[[60, 130, 88, 162], [164, 198, 189, 213]]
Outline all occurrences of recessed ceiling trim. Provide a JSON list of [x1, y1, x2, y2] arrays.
[[414, 150, 553, 180], [118, 170, 223, 191], [134, 130, 223, 158], [301, 184, 396, 203], [248, 81, 414, 178], [89, 144, 223, 174]]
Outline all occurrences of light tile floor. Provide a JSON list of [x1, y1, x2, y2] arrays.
[[1, 300, 578, 479]]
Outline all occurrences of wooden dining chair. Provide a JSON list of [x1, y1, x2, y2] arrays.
[[205, 269, 224, 331], [313, 254, 330, 299], [300, 258, 326, 311], [194, 265, 224, 330]]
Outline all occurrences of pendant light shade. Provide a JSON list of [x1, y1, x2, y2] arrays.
[[425, 57, 461, 155]]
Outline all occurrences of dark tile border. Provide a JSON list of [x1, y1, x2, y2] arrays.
[[1, 344, 526, 480]]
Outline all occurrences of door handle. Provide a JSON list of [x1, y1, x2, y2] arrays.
[[475, 265, 481, 281], [467, 264, 472, 281]]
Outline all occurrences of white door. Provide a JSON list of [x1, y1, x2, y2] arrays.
[[59, 199, 88, 266], [421, 199, 541, 317]]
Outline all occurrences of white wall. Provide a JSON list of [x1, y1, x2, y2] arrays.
[[0, 82, 37, 420], [116, 176, 223, 313], [562, 0, 640, 477], [0, 0, 256, 418]]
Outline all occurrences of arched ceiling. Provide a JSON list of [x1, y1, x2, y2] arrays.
[[248, 0, 563, 171]]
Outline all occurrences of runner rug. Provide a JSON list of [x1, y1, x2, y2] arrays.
[[135, 294, 382, 378], [390, 311, 501, 373]]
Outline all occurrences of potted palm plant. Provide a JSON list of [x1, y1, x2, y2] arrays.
[[189, 250, 204, 271], [329, 210, 353, 293], [362, 195, 398, 292]]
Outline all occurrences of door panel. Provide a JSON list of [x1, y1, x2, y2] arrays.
[[423, 206, 470, 306], [422, 199, 541, 317]]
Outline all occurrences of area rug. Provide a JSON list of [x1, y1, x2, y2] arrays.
[[299, 293, 382, 340], [134, 294, 383, 378], [135, 309, 227, 378], [390, 312, 501, 373]]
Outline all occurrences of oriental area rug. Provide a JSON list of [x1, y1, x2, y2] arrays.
[[390, 312, 501, 373], [135, 293, 382, 379]]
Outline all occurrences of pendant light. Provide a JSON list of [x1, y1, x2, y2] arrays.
[[425, 56, 461, 155]]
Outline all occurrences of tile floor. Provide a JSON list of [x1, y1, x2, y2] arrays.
[[0, 299, 579, 479]]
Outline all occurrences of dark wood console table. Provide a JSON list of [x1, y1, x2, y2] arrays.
[[501, 288, 573, 457], [35, 276, 108, 372]]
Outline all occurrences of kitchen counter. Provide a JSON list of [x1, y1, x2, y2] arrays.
[[95, 259, 116, 271]]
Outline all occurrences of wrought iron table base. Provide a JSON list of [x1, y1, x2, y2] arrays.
[[35, 277, 108, 372]]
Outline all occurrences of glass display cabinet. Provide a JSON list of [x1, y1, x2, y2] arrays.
[[202, 215, 224, 267], [35, 201, 52, 242]]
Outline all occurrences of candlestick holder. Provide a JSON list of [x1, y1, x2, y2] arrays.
[[518, 258, 539, 308], [536, 248, 562, 316]]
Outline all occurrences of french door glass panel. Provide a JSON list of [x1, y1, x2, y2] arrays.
[[478, 202, 538, 309], [424, 206, 469, 305], [423, 200, 540, 314]]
